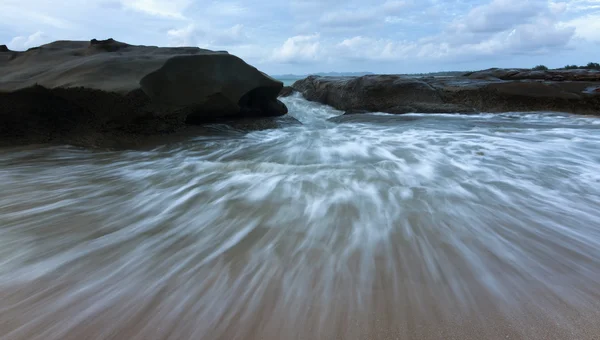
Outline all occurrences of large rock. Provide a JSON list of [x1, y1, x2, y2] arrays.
[[293, 75, 475, 114], [465, 68, 600, 81], [0, 39, 288, 146], [293, 73, 600, 115], [278, 86, 295, 97]]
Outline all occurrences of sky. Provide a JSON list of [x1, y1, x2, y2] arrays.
[[1, 0, 599, 75]]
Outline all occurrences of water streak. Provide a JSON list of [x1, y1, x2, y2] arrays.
[[1, 95, 600, 339]]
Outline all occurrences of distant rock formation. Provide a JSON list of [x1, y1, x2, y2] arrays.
[[292, 72, 600, 116], [0, 39, 288, 146], [465, 68, 600, 82]]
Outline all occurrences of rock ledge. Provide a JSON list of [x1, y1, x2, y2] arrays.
[[0, 39, 288, 146]]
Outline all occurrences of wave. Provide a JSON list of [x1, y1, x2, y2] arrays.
[[1, 96, 600, 339]]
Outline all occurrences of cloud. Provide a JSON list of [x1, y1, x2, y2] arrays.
[[381, 0, 411, 14], [0, 3, 73, 30], [271, 34, 321, 63], [0, 0, 599, 73], [560, 13, 600, 42], [319, 14, 575, 62], [216, 24, 247, 45], [549, 1, 568, 15], [206, 1, 247, 16], [429, 0, 576, 57], [167, 24, 197, 46], [318, 0, 410, 28], [167, 23, 249, 48], [335, 36, 418, 61], [8, 31, 52, 50], [122, 0, 191, 18], [319, 10, 379, 27], [452, 0, 547, 34], [563, 0, 600, 12]]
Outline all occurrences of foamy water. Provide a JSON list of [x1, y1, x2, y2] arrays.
[[1, 95, 600, 339]]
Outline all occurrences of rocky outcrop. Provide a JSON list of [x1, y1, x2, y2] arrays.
[[293, 75, 475, 114], [293, 73, 600, 115], [0, 39, 288, 146], [465, 68, 600, 82], [279, 86, 295, 97]]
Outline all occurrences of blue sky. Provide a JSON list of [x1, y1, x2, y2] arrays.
[[1, 0, 599, 74]]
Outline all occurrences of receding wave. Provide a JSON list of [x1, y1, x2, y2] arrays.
[[1, 95, 600, 339]]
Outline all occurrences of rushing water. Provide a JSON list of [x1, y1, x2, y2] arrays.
[[1, 95, 600, 339]]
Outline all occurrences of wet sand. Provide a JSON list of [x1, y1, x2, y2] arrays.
[[2, 261, 600, 340]]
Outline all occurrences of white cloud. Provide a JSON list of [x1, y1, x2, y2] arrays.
[[318, 0, 410, 28], [271, 34, 321, 63], [381, 0, 411, 14], [167, 23, 249, 48], [216, 24, 247, 45], [206, 2, 247, 16], [0, 3, 73, 30], [167, 24, 197, 46], [0, 0, 599, 73], [122, 0, 191, 18], [320, 15, 575, 62], [560, 13, 600, 42], [319, 10, 378, 27], [8, 31, 52, 51], [549, 1, 568, 15], [564, 0, 600, 12], [335, 36, 418, 61], [453, 0, 547, 34]]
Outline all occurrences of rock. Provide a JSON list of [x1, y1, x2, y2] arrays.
[[383, 103, 476, 114], [279, 86, 295, 97], [293, 75, 475, 114], [467, 68, 600, 82], [89, 38, 130, 52], [0, 39, 287, 146], [343, 109, 371, 115], [0, 45, 9, 52], [432, 78, 600, 114], [293, 73, 600, 115], [329, 114, 423, 124], [217, 115, 302, 131]]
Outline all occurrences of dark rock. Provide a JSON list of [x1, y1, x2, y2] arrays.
[[293, 73, 600, 115], [293, 75, 445, 112], [89, 38, 130, 53], [343, 109, 371, 115], [217, 115, 301, 131], [384, 103, 476, 114], [467, 68, 600, 82], [279, 86, 295, 97], [329, 114, 422, 124], [293, 75, 475, 114], [0, 45, 9, 52], [0, 39, 287, 146], [432, 78, 600, 114]]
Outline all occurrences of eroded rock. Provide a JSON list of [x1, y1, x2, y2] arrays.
[[0, 39, 287, 146], [293, 73, 600, 116]]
